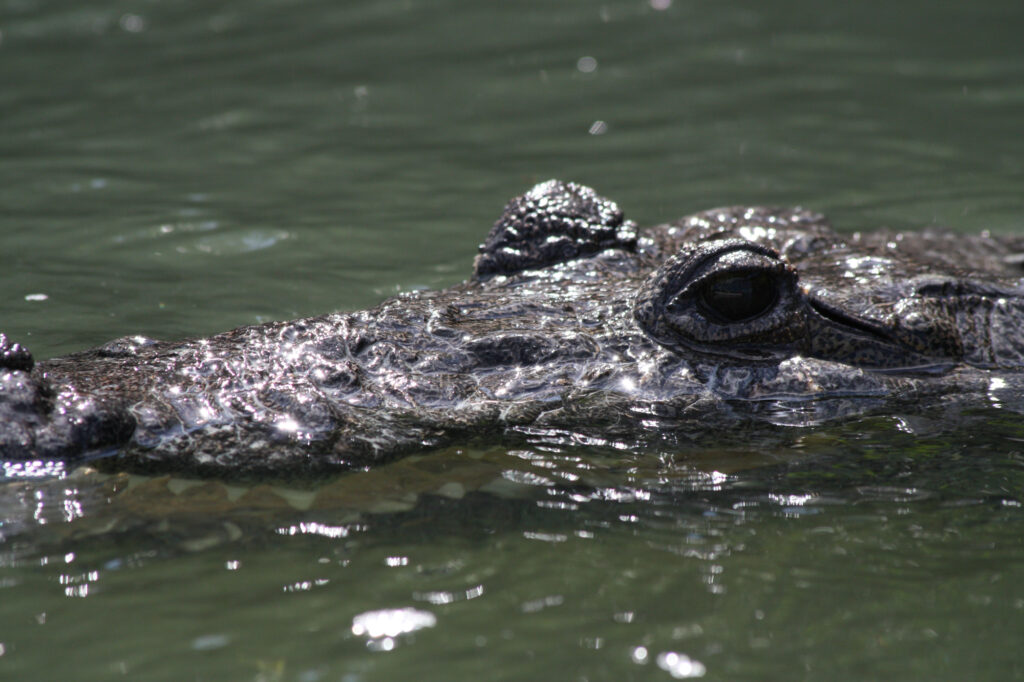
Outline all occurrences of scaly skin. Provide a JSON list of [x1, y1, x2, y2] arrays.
[[2, 180, 1024, 477]]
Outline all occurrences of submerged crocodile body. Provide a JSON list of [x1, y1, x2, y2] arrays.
[[3, 181, 1024, 477]]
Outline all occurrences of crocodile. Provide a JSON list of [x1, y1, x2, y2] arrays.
[[2, 180, 1024, 478]]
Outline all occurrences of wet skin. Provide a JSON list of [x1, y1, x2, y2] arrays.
[[3, 180, 1024, 477]]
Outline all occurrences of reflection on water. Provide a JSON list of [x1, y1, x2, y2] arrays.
[[2, 0, 1024, 679], [1, 414, 1023, 679]]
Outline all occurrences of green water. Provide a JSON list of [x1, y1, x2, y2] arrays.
[[2, 0, 1023, 679]]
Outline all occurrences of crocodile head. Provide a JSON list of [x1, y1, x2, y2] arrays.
[[3, 181, 1024, 476]]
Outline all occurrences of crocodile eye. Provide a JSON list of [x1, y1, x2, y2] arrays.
[[633, 239, 803, 358], [697, 270, 778, 323]]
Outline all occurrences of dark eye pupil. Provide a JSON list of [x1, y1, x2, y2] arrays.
[[699, 271, 777, 322]]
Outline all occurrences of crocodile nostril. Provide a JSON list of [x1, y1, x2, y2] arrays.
[[0, 334, 34, 372]]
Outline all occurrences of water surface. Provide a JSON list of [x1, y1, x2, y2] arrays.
[[2, 0, 1023, 679]]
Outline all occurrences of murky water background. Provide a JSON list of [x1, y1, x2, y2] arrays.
[[1, 0, 1023, 679]]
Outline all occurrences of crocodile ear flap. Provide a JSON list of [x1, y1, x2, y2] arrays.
[[473, 180, 638, 279]]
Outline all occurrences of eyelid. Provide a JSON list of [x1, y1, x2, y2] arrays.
[[688, 258, 790, 298], [694, 265, 772, 287]]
